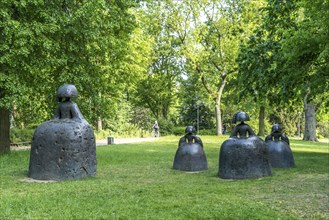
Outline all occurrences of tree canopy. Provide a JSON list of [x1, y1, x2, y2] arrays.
[[1, 0, 328, 153]]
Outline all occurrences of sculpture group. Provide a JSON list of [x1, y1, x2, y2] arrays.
[[173, 111, 295, 180], [26, 85, 295, 181]]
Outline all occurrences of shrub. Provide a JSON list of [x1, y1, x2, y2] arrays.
[[94, 130, 111, 140], [10, 128, 35, 143], [172, 126, 186, 136], [317, 122, 329, 138], [157, 118, 174, 136], [198, 129, 216, 135], [94, 126, 150, 139]]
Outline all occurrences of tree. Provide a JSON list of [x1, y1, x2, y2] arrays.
[[171, 0, 264, 135], [132, 1, 182, 121], [177, 75, 216, 131], [278, 0, 329, 140], [237, 0, 329, 141], [235, 0, 293, 136], [0, 0, 139, 153]]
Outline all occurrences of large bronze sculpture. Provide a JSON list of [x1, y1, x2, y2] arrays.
[[219, 112, 271, 179], [28, 84, 97, 181], [173, 126, 208, 171], [265, 124, 295, 168]]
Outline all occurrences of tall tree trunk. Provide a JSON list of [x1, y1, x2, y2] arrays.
[[215, 99, 222, 136], [200, 70, 227, 136], [97, 117, 103, 131], [0, 107, 10, 154], [258, 105, 265, 136], [214, 77, 226, 136], [296, 111, 301, 137], [96, 91, 103, 131], [303, 102, 317, 141]]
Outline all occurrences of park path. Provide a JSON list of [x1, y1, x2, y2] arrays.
[[10, 137, 158, 151], [96, 137, 157, 146]]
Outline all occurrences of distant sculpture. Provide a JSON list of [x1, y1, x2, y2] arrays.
[[219, 112, 271, 179], [28, 84, 97, 181], [265, 124, 295, 168], [173, 126, 208, 171]]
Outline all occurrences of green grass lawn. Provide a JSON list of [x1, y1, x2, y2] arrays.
[[0, 136, 328, 219]]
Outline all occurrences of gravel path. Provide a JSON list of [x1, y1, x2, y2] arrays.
[[96, 137, 158, 146]]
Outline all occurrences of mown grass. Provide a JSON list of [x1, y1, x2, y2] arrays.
[[0, 136, 328, 219]]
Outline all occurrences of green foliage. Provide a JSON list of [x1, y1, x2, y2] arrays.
[[243, 118, 271, 137], [131, 3, 182, 121], [94, 127, 149, 139], [177, 77, 216, 130], [9, 128, 34, 143], [269, 110, 300, 136], [93, 130, 110, 140], [197, 129, 217, 136], [2, 0, 328, 146], [171, 126, 186, 136], [0, 0, 140, 127], [317, 122, 329, 139], [0, 137, 328, 219], [156, 117, 174, 136], [110, 123, 149, 138], [129, 106, 154, 131], [100, 99, 151, 137], [236, 0, 328, 140]]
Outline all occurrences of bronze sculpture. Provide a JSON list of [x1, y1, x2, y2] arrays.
[[219, 112, 271, 179], [173, 126, 208, 171], [28, 84, 97, 181], [265, 124, 295, 168]]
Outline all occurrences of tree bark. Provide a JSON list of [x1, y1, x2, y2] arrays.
[[214, 77, 226, 136], [215, 100, 222, 135], [199, 69, 227, 136], [303, 102, 317, 141], [296, 112, 301, 137], [258, 105, 265, 136], [97, 117, 103, 131], [0, 107, 10, 154]]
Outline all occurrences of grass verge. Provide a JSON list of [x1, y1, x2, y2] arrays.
[[0, 135, 328, 219]]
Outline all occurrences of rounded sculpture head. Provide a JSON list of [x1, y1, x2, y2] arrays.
[[56, 84, 78, 101], [232, 111, 250, 124], [271, 124, 282, 133], [185, 126, 196, 134]]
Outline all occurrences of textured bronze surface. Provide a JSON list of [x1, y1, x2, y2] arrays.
[[28, 84, 97, 181]]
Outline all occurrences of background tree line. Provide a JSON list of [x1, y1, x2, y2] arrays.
[[1, 0, 328, 153]]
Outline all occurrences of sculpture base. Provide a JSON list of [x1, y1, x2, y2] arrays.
[[266, 140, 295, 168], [173, 143, 208, 172], [28, 119, 97, 181], [219, 136, 271, 179]]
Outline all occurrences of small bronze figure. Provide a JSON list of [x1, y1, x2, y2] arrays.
[[219, 112, 271, 179], [173, 126, 208, 171], [265, 124, 295, 168], [28, 84, 97, 181]]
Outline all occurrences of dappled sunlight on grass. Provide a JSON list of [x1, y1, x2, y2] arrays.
[[290, 139, 329, 153], [292, 147, 328, 153]]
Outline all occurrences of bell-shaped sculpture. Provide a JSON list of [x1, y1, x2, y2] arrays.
[[265, 124, 295, 168], [219, 112, 271, 179], [173, 126, 208, 172], [28, 84, 97, 181]]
